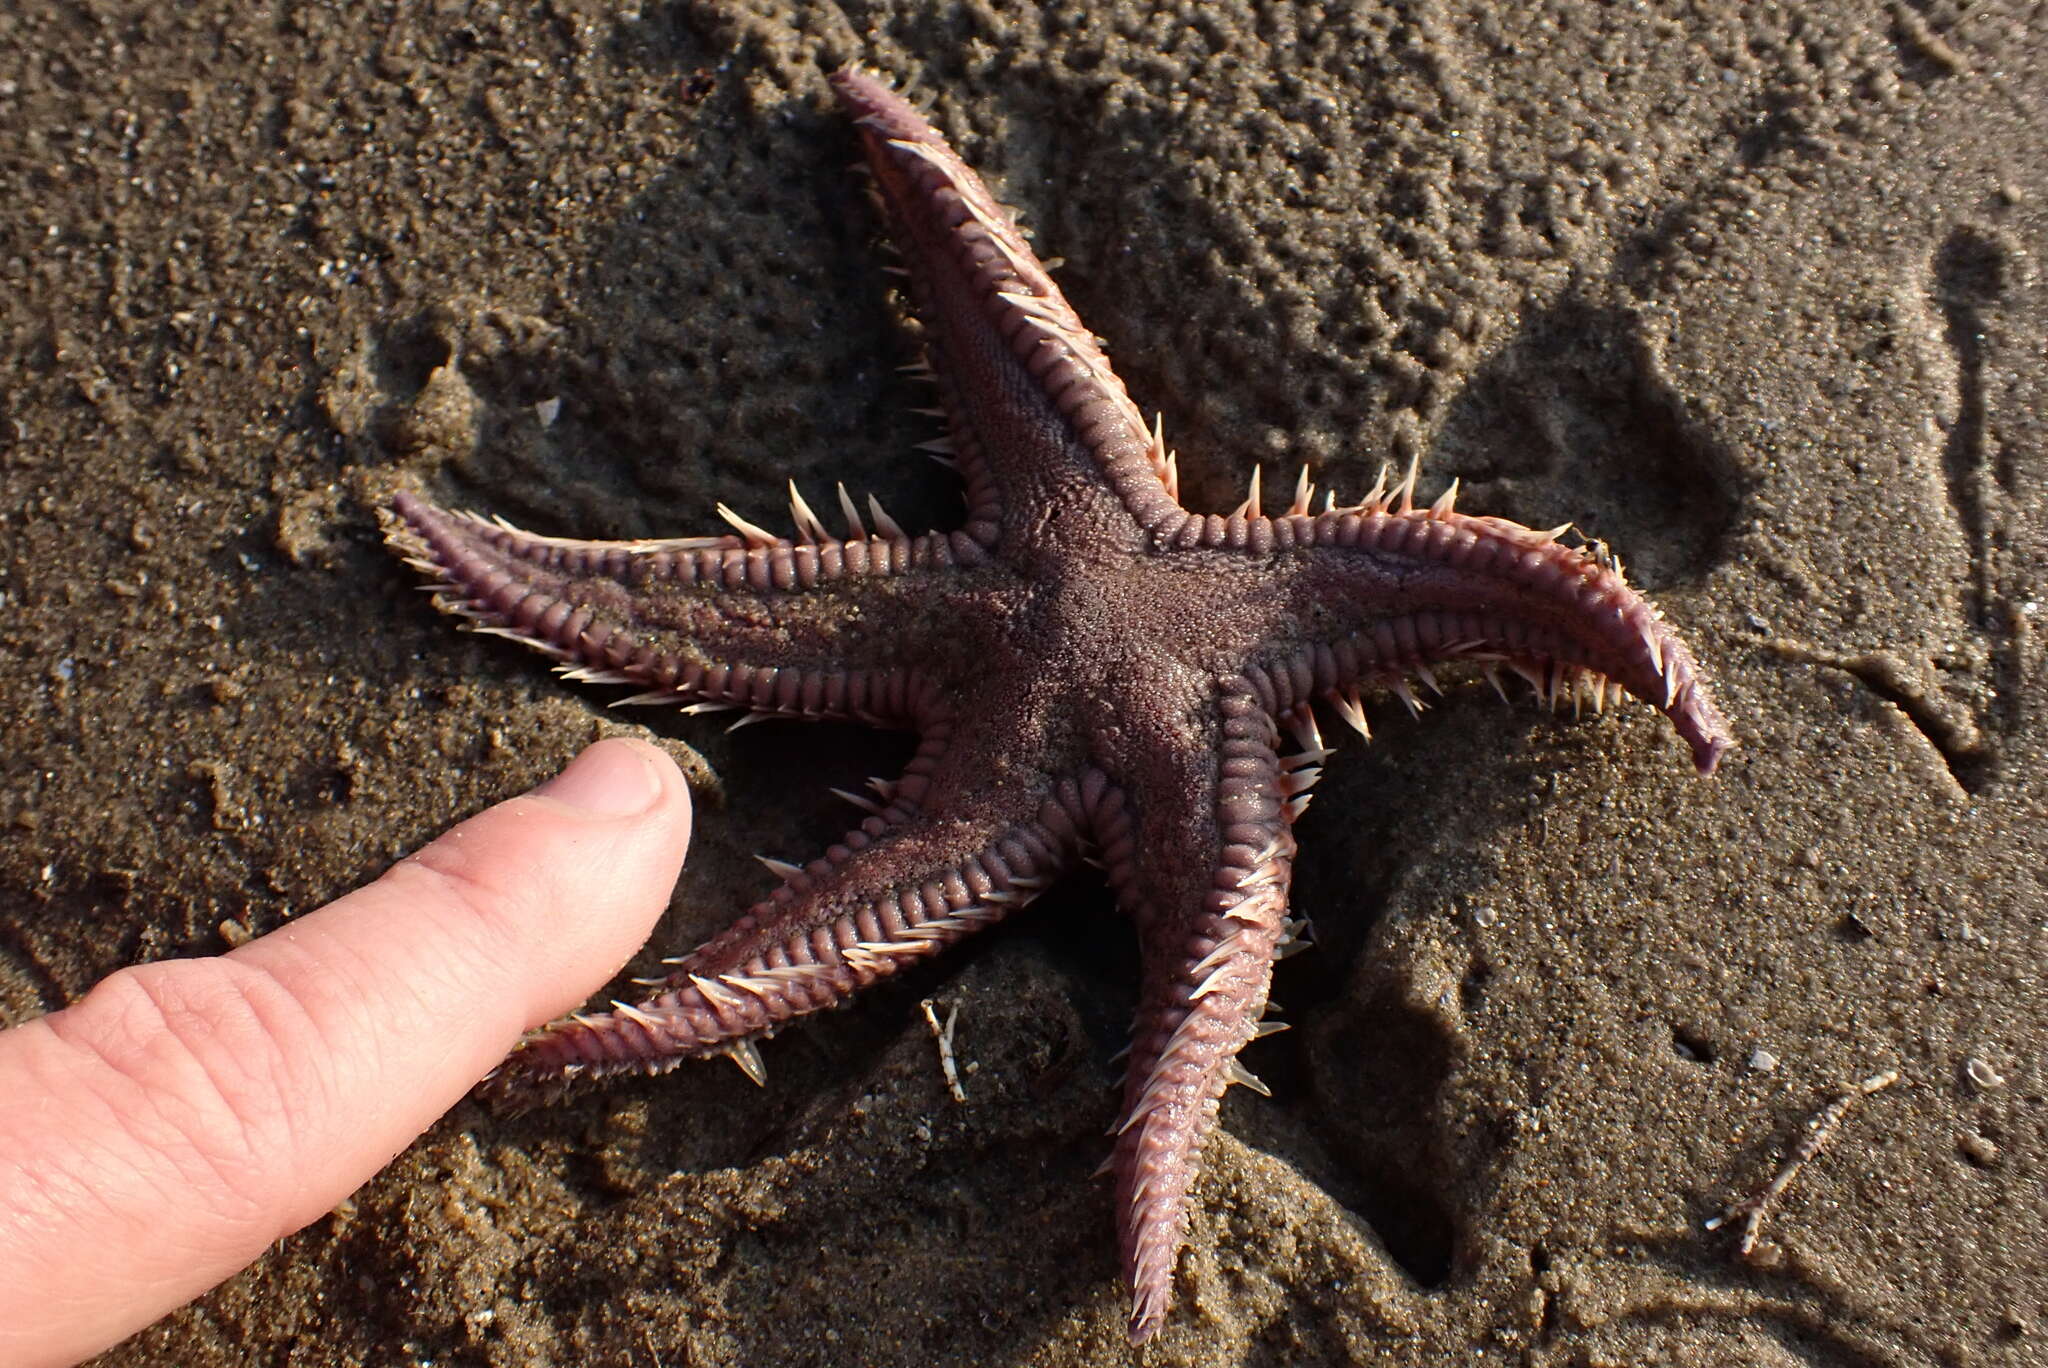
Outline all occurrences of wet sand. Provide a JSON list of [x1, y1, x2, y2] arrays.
[[2, 2, 2043, 1364]]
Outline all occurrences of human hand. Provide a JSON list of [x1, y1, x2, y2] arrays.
[[0, 737, 692, 1368]]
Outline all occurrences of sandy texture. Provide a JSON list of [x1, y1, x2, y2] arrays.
[[3, 2, 2044, 1364]]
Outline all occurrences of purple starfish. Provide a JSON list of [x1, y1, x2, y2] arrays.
[[383, 67, 1731, 1343]]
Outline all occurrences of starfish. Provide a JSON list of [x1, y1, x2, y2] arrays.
[[382, 67, 1732, 1344]]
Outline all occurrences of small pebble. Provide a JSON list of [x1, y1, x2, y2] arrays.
[[1958, 1131, 2001, 1168], [1748, 1048, 1780, 1073], [1964, 1056, 2006, 1091]]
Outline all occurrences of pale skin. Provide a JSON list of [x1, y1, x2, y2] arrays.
[[0, 738, 692, 1368]]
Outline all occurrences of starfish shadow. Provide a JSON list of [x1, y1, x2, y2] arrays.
[[1432, 296, 1743, 589], [1245, 708, 1548, 1295]]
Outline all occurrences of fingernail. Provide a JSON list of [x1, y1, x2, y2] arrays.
[[536, 738, 664, 816]]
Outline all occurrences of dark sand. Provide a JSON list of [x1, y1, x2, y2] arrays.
[[4, 2, 2044, 1364]]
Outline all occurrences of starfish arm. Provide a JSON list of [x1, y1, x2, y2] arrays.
[[829, 68, 1185, 545], [1095, 678, 1306, 1344], [477, 753, 1082, 1107], [1193, 494, 1733, 774], [476, 700, 1095, 1107], [383, 490, 990, 724]]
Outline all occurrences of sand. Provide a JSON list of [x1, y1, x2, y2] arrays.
[[3, 2, 2043, 1364]]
